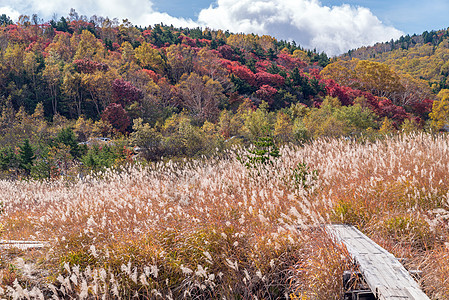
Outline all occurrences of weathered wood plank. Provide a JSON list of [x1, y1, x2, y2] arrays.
[[326, 224, 429, 300], [0, 240, 48, 250]]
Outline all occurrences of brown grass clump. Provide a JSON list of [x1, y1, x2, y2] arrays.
[[1, 133, 449, 298], [290, 228, 353, 300], [421, 245, 449, 298]]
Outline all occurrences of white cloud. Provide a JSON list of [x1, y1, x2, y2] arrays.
[[0, 0, 199, 28], [136, 12, 199, 29], [0, 6, 21, 21], [197, 0, 403, 55], [0, 0, 403, 55]]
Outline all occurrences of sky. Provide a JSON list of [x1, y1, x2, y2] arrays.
[[0, 0, 448, 56]]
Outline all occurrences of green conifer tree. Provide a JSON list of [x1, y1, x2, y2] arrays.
[[19, 139, 35, 176]]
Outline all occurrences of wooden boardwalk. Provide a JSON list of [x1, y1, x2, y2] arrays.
[[326, 224, 430, 300], [0, 240, 48, 250]]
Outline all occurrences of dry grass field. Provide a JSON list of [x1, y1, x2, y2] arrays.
[[1, 133, 448, 299]]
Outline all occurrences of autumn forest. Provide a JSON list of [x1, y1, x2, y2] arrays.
[[1, 11, 447, 178]]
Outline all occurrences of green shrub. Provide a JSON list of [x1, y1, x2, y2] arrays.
[[53, 127, 85, 159], [238, 136, 280, 169], [81, 145, 123, 172], [290, 162, 318, 190], [292, 118, 310, 144]]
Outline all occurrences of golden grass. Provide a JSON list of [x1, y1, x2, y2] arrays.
[[1, 133, 449, 299]]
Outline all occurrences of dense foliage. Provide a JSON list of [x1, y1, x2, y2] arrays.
[[344, 28, 449, 93], [0, 13, 328, 121], [0, 11, 440, 179]]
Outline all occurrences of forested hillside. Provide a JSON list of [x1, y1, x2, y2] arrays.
[[0, 12, 441, 179], [343, 28, 449, 92], [0, 13, 329, 120]]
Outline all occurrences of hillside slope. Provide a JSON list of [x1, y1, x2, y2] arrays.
[[342, 28, 449, 92]]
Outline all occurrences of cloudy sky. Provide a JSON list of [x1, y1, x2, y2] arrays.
[[0, 0, 448, 55]]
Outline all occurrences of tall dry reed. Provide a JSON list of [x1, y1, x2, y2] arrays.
[[0, 133, 448, 299]]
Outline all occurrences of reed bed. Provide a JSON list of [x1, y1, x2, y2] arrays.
[[0, 133, 448, 299]]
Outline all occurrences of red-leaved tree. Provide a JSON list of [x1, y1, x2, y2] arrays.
[[74, 59, 109, 73], [228, 62, 256, 86], [101, 103, 131, 133], [217, 45, 236, 60], [112, 78, 144, 106], [276, 52, 306, 70], [255, 71, 285, 87], [256, 85, 277, 105], [378, 98, 408, 124]]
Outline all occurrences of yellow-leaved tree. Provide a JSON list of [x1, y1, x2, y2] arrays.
[[429, 89, 449, 131], [134, 42, 166, 74], [321, 58, 404, 100]]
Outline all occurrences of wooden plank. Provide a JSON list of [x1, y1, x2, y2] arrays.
[[0, 240, 48, 250], [326, 224, 430, 300]]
